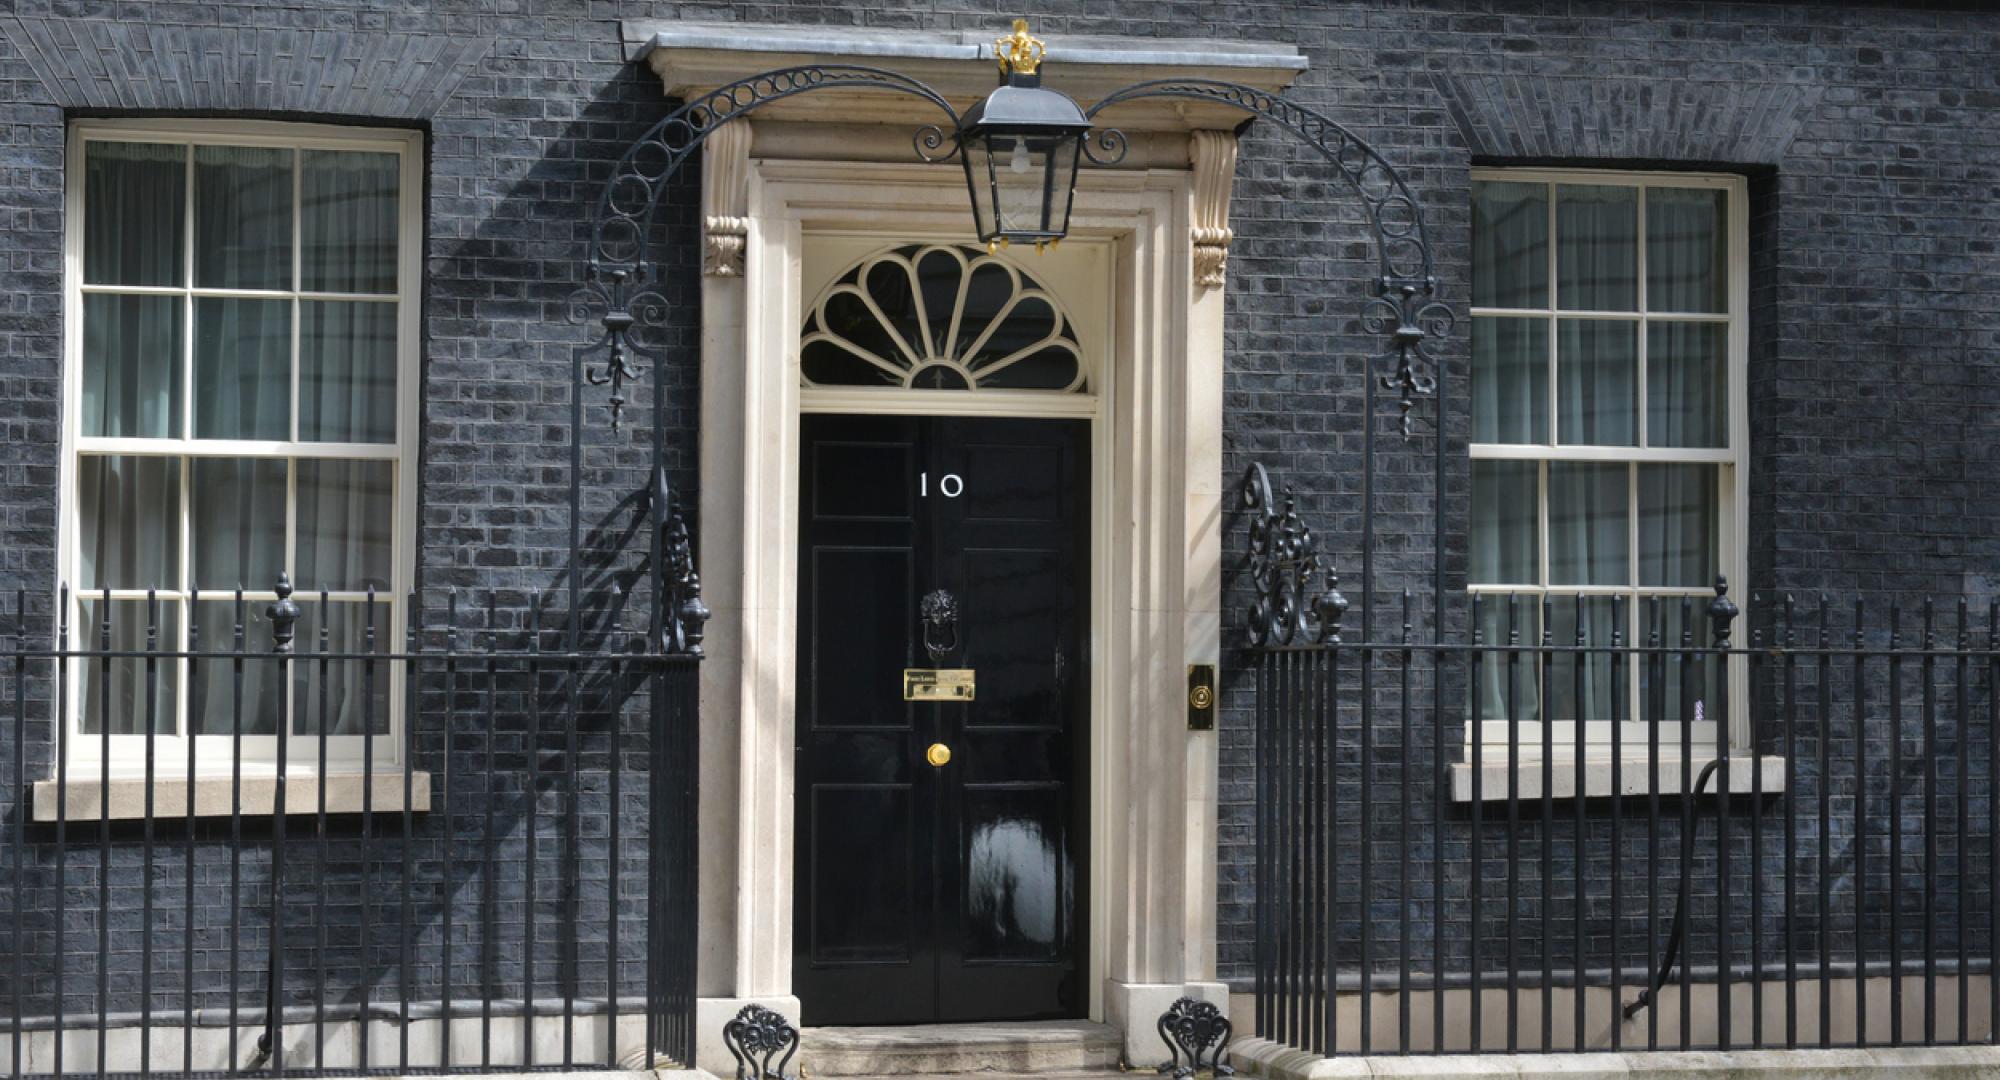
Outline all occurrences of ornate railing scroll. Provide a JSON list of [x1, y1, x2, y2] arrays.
[[1156, 996, 1235, 1079], [722, 1004, 800, 1080], [1241, 463, 1346, 648], [1085, 80, 1453, 435]]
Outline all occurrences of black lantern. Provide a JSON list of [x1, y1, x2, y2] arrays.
[[958, 21, 1090, 253]]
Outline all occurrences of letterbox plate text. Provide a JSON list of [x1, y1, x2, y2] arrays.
[[904, 668, 976, 702]]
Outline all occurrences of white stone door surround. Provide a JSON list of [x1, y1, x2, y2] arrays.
[[629, 20, 1306, 1072]]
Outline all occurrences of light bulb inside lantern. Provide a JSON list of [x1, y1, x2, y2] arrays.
[[1008, 139, 1030, 175]]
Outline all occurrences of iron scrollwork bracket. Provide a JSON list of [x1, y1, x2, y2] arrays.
[[572, 267, 656, 434], [1366, 276, 1451, 436], [723, 1003, 800, 1080], [1156, 996, 1234, 1079], [1242, 463, 1344, 648]]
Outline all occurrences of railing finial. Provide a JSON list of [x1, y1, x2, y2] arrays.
[[1708, 574, 1738, 649], [268, 572, 300, 655], [1314, 574, 1349, 646]]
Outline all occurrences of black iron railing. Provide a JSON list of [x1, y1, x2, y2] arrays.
[[0, 580, 700, 1078], [1246, 585, 2000, 1055]]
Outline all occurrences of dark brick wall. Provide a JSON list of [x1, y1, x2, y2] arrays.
[[0, 0, 1995, 1023], [1206, 0, 2000, 993]]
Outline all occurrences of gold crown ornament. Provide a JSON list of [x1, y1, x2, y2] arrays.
[[995, 19, 1045, 76]]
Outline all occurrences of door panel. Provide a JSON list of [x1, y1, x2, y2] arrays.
[[807, 546, 913, 729], [810, 439, 915, 521], [795, 413, 1088, 1026], [809, 784, 917, 963], [958, 547, 1063, 728]]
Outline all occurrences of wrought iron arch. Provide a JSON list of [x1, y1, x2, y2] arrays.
[[587, 65, 962, 280], [1084, 78, 1453, 435], [567, 66, 964, 659]]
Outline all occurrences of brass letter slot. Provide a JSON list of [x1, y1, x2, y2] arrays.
[[1187, 663, 1216, 730], [904, 668, 976, 702]]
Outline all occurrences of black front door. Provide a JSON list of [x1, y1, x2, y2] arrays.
[[794, 413, 1089, 1026]]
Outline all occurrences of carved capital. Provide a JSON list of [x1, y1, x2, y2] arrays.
[[702, 119, 753, 277], [1188, 129, 1239, 290]]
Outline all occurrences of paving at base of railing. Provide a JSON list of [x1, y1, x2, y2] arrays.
[[1233, 973, 1997, 1057], [1230, 1042, 2000, 1080], [1, 1010, 692, 1076]]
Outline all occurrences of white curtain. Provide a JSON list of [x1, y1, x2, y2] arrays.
[[78, 597, 179, 735], [1556, 185, 1635, 311], [301, 149, 398, 293], [1472, 180, 1547, 309], [296, 460, 394, 735], [299, 150, 400, 737], [194, 297, 290, 439], [1473, 318, 1547, 444], [1557, 319, 1635, 446], [1475, 595, 1542, 725], [195, 145, 290, 289], [1640, 464, 1715, 588], [84, 141, 183, 287], [187, 460, 285, 734], [1472, 460, 1540, 723], [77, 456, 181, 734], [1648, 322, 1723, 447], [301, 301, 397, 443], [1549, 462, 1626, 588], [188, 596, 278, 735], [1646, 187, 1726, 313], [82, 294, 182, 438], [1544, 463, 1626, 726]]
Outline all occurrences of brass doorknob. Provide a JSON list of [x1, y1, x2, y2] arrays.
[[926, 742, 952, 767]]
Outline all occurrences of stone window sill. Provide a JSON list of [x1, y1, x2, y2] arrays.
[[1449, 754, 1785, 803], [32, 770, 431, 822]]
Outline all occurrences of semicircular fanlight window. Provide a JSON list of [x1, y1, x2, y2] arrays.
[[801, 244, 1085, 393]]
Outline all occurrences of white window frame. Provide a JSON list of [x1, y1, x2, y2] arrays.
[[1466, 167, 1751, 771], [57, 118, 422, 779]]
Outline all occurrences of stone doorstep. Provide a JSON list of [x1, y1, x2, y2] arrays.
[[799, 1020, 1124, 1076]]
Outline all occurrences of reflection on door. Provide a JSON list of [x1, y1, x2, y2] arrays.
[[793, 413, 1089, 1026], [967, 814, 1064, 960]]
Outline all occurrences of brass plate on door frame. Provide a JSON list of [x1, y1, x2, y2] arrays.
[[904, 668, 976, 702], [1187, 663, 1217, 730]]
